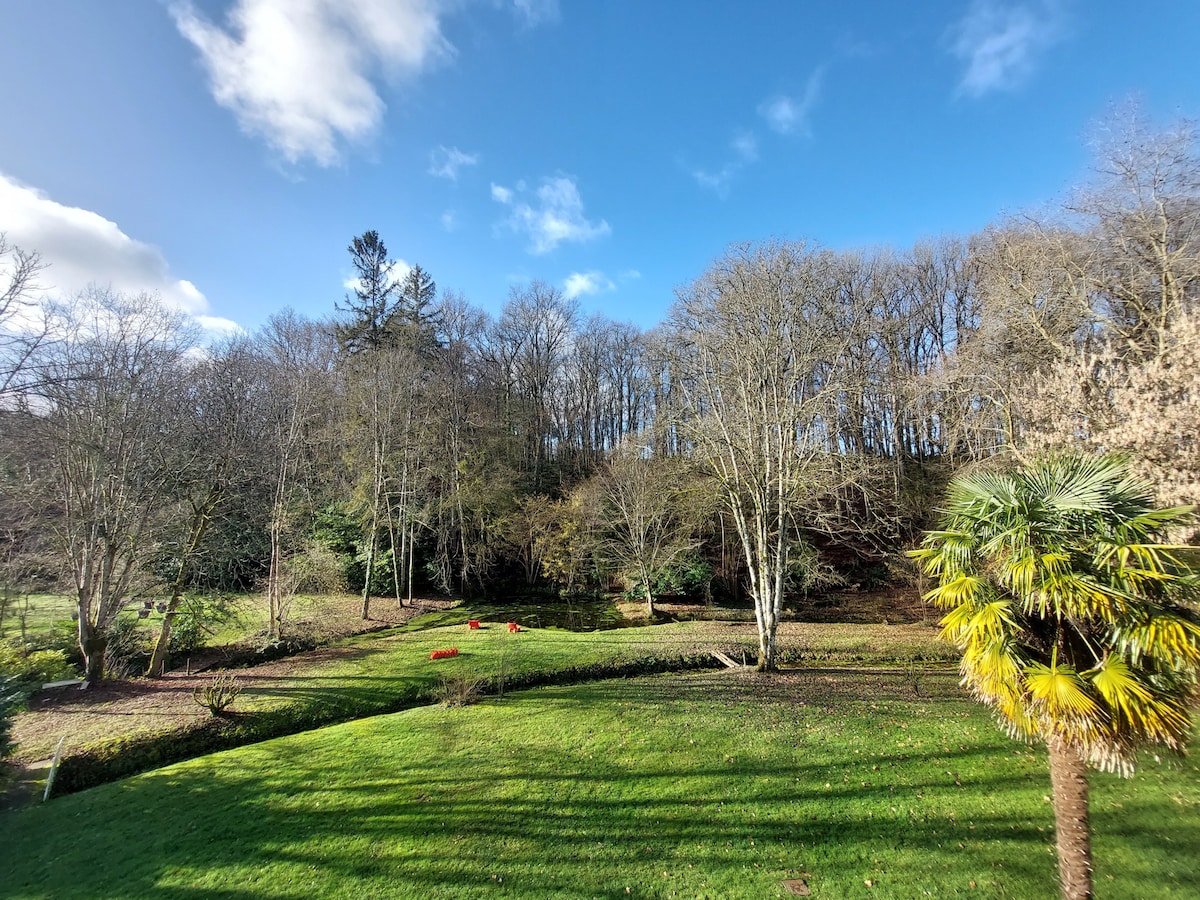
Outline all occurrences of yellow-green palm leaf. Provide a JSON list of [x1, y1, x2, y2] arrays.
[[908, 452, 1200, 775]]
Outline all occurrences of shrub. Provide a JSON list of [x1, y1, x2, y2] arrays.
[[0, 639, 76, 689], [104, 615, 150, 679], [1, 674, 21, 758], [193, 673, 242, 717], [436, 673, 483, 706]]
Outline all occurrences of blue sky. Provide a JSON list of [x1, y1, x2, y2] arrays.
[[2, 0, 1199, 336]]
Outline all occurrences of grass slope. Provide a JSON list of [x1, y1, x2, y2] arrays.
[[12, 620, 952, 767], [3, 670, 1197, 899]]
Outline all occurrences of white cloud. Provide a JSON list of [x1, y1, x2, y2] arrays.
[[562, 270, 615, 300], [429, 145, 479, 180], [759, 68, 824, 135], [0, 172, 230, 332], [948, 0, 1065, 98], [492, 176, 610, 255], [194, 315, 244, 336], [170, 0, 452, 166], [440, 210, 458, 231], [691, 166, 735, 196]]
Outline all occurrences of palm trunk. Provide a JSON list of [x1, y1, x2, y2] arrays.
[[1047, 738, 1093, 900]]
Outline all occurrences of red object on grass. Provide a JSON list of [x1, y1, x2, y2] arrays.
[[468, 620, 480, 629], [430, 647, 459, 660], [507, 622, 521, 633]]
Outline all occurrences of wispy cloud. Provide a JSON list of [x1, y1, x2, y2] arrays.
[[758, 68, 824, 135], [429, 145, 479, 180], [492, 176, 610, 254], [690, 131, 761, 197], [511, 0, 560, 27], [440, 210, 458, 231], [948, 0, 1066, 98], [562, 270, 615, 300], [0, 172, 236, 335], [731, 131, 758, 162], [170, 0, 452, 166]]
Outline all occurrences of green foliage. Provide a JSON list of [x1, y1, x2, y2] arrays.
[[168, 595, 242, 656], [309, 503, 360, 585], [0, 639, 76, 689], [28, 619, 84, 670], [628, 554, 710, 602], [0, 674, 20, 758], [0, 639, 75, 759]]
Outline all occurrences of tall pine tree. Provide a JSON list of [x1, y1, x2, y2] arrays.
[[336, 231, 400, 354]]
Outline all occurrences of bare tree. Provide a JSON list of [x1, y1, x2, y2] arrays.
[[667, 241, 871, 670], [0, 234, 51, 401], [146, 337, 264, 676], [1072, 108, 1200, 355], [259, 311, 337, 639], [596, 441, 701, 617], [32, 290, 195, 682]]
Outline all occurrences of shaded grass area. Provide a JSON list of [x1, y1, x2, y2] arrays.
[[2, 670, 1197, 898], [401, 595, 630, 631]]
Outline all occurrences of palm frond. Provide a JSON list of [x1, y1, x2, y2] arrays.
[[1024, 661, 1099, 721]]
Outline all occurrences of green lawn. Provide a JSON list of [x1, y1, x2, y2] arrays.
[[0, 593, 75, 641], [3, 670, 1197, 899], [13, 619, 953, 769]]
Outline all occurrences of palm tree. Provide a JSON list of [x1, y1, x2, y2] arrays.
[[910, 454, 1200, 900]]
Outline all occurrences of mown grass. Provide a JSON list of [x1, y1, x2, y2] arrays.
[[2, 670, 1197, 898], [230, 619, 956, 718], [12, 619, 956, 794], [0, 593, 75, 641]]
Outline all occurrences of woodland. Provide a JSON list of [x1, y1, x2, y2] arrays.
[[0, 117, 1198, 681], [1, 112, 1199, 900]]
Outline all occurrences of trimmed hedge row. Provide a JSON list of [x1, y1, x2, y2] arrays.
[[50, 651, 717, 797]]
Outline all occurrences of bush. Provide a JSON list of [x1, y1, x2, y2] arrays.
[[436, 672, 482, 706], [103, 616, 150, 679], [1, 674, 21, 758], [168, 594, 241, 657], [30, 621, 84, 670], [0, 639, 77, 689], [0, 640, 76, 760], [193, 673, 242, 716]]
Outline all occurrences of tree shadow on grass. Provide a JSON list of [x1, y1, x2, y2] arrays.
[[6, 674, 1194, 898]]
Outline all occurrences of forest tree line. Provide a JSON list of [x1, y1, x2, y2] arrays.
[[1, 114, 1197, 677]]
